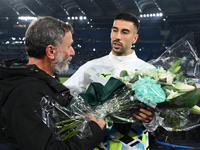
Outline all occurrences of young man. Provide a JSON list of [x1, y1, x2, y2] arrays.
[[64, 13, 155, 150], [0, 16, 105, 150]]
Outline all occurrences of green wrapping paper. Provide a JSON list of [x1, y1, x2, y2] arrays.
[[80, 77, 125, 106]]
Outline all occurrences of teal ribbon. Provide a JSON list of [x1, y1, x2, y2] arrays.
[[80, 77, 125, 106]]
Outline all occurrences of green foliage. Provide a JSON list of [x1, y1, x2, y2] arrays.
[[60, 77, 68, 84], [120, 70, 128, 77], [168, 58, 183, 74]]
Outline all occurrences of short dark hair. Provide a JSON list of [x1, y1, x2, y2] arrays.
[[114, 12, 140, 31], [25, 16, 73, 58]]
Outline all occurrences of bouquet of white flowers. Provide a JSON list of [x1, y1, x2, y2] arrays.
[[40, 33, 200, 140], [116, 59, 200, 131]]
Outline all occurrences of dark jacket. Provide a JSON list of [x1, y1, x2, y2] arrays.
[[0, 61, 103, 150]]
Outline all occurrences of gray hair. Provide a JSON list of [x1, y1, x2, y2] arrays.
[[25, 16, 73, 58]]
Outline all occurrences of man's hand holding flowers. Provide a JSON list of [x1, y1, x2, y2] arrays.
[[88, 113, 106, 130], [134, 106, 156, 123]]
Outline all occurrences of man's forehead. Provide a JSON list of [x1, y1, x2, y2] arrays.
[[112, 20, 134, 30], [63, 32, 73, 43]]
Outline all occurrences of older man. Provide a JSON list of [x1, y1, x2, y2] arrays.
[[0, 16, 105, 150]]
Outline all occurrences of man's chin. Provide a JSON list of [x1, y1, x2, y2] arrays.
[[112, 49, 123, 55], [53, 64, 69, 75]]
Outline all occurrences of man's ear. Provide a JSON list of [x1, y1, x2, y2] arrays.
[[132, 34, 139, 44], [46, 45, 56, 60]]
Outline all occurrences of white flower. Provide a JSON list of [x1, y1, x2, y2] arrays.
[[159, 71, 174, 85], [165, 89, 180, 100], [173, 84, 195, 92], [189, 105, 200, 115]]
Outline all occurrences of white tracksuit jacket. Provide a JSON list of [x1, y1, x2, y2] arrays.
[[64, 50, 155, 150]]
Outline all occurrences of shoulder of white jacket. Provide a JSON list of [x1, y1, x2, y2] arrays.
[[83, 55, 109, 65]]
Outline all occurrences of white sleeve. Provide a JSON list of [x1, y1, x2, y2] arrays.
[[63, 63, 91, 96]]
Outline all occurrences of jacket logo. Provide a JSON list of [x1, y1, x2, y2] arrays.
[[101, 73, 111, 77], [100, 71, 112, 80]]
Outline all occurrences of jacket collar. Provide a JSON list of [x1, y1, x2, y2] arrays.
[[108, 50, 138, 62]]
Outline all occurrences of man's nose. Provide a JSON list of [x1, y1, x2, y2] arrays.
[[70, 47, 75, 56], [115, 32, 122, 40]]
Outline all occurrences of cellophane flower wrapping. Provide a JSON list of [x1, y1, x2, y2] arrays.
[[145, 32, 200, 131], [40, 96, 94, 140], [39, 33, 200, 140], [93, 85, 145, 125], [148, 32, 200, 78]]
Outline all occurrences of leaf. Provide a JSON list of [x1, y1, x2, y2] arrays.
[[174, 73, 185, 83], [157, 88, 200, 109], [173, 66, 181, 74], [129, 75, 139, 83], [162, 85, 178, 91], [120, 70, 129, 77], [186, 78, 196, 86], [168, 58, 183, 74]]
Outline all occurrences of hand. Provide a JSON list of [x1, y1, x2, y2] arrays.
[[88, 113, 105, 130], [133, 107, 156, 123]]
